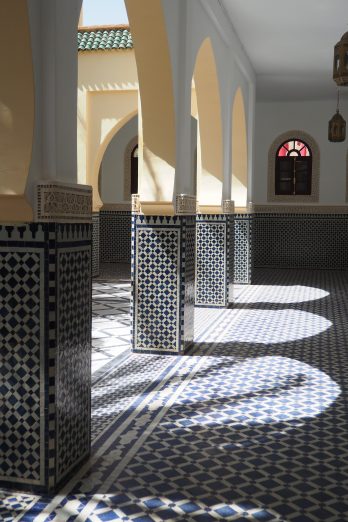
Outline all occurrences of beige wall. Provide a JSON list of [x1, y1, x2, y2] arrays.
[[232, 87, 248, 208], [78, 50, 138, 210], [126, 0, 176, 207], [0, 0, 34, 221], [194, 38, 223, 207]]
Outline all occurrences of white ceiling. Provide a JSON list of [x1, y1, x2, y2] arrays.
[[220, 0, 348, 101]]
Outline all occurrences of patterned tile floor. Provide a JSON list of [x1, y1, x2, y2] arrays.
[[2, 268, 348, 521], [91, 263, 132, 381]]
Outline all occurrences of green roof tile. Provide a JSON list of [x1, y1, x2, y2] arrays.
[[78, 27, 133, 52]]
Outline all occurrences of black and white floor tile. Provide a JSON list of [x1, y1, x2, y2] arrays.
[[2, 268, 348, 521], [91, 263, 132, 379]]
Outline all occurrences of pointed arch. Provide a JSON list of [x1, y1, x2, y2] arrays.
[[232, 87, 248, 208]]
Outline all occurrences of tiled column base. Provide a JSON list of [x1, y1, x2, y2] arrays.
[[195, 214, 234, 307], [92, 212, 100, 277], [1, 223, 92, 493], [100, 210, 131, 263], [234, 213, 253, 284], [132, 215, 195, 354]]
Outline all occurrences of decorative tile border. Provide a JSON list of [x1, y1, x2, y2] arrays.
[[175, 194, 197, 215], [267, 130, 320, 203], [35, 181, 92, 223]]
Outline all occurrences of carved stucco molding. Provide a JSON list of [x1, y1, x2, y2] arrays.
[[222, 200, 235, 214], [268, 130, 320, 203], [175, 194, 197, 215], [35, 181, 92, 223]]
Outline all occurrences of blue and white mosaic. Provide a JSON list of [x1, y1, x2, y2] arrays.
[[234, 213, 252, 284], [2, 268, 348, 521]]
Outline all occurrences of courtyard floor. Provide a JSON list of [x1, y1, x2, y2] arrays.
[[1, 268, 348, 521]]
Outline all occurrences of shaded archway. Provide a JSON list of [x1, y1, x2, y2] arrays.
[[232, 87, 248, 209], [193, 38, 223, 210]]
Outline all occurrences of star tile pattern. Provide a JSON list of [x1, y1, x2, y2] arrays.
[[234, 214, 252, 284], [100, 211, 131, 264], [133, 215, 195, 354], [3, 269, 348, 521], [253, 213, 348, 270], [92, 213, 100, 277]]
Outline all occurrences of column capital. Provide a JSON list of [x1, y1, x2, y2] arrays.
[[34, 181, 92, 223]]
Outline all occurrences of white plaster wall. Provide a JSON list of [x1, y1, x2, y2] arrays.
[[161, 0, 256, 200], [100, 116, 138, 204], [254, 98, 348, 205]]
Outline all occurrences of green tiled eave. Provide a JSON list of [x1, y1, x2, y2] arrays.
[[78, 27, 133, 51]]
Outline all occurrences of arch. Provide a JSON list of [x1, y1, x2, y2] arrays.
[[268, 130, 320, 203], [192, 37, 223, 208], [231, 87, 248, 208], [0, 0, 34, 221], [125, 0, 176, 204], [91, 108, 138, 210], [124, 135, 139, 200]]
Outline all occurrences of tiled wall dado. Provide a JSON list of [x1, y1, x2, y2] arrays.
[[1, 223, 92, 492], [132, 215, 195, 355], [100, 211, 131, 264], [234, 214, 252, 284], [253, 213, 348, 269], [92, 213, 100, 277], [195, 215, 234, 307]]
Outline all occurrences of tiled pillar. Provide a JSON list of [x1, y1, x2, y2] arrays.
[[234, 213, 253, 284], [1, 184, 92, 493], [100, 209, 132, 263], [195, 214, 234, 307], [92, 212, 100, 277], [132, 215, 195, 354]]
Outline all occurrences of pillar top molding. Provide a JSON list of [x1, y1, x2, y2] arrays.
[[34, 181, 92, 223], [222, 200, 235, 214], [175, 194, 197, 215]]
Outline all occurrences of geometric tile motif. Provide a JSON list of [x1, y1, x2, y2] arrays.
[[100, 211, 131, 263], [0, 250, 44, 484], [92, 213, 100, 277], [234, 214, 252, 284], [6, 269, 348, 522], [195, 217, 226, 306], [56, 247, 92, 483], [182, 218, 196, 347], [253, 213, 348, 270], [135, 227, 180, 352]]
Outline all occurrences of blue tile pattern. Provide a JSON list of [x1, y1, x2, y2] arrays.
[[1, 249, 44, 486], [3, 268, 348, 521], [100, 211, 131, 264], [132, 215, 195, 354], [196, 214, 233, 307], [0, 223, 92, 492], [92, 212, 100, 277], [234, 213, 252, 284], [253, 213, 348, 270]]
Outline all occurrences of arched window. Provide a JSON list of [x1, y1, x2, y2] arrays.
[[131, 145, 138, 195], [268, 130, 320, 203], [275, 139, 312, 195]]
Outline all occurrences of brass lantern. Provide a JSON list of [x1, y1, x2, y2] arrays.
[[329, 89, 346, 142], [333, 31, 348, 86]]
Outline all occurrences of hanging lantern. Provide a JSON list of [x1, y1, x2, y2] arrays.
[[328, 89, 346, 142], [333, 31, 348, 86]]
